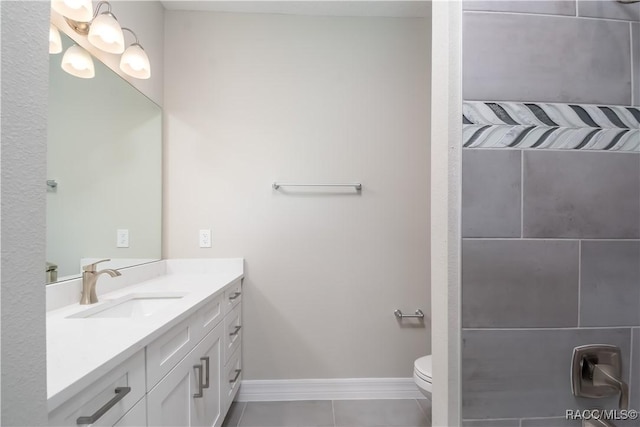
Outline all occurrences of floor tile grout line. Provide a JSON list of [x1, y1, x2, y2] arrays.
[[331, 399, 337, 427], [234, 399, 431, 427], [414, 398, 431, 425], [236, 401, 248, 427]]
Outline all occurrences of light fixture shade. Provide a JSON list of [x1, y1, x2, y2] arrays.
[[88, 13, 125, 54], [49, 24, 62, 54], [120, 44, 151, 79], [51, 0, 93, 22], [61, 45, 95, 78]]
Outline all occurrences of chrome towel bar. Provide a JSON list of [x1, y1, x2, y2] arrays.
[[272, 182, 362, 191], [394, 309, 424, 319]]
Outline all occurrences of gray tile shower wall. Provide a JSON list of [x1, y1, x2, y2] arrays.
[[580, 241, 640, 327], [577, 0, 640, 21], [462, 1, 640, 424], [462, 419, 520, 427], [462, 329, 632, 419], [523, 151, 640, 238], [462, 239, 579, 328], [462, 0, 576, 16], [461, 150, 521, 237], [463, 12, 631, 105]]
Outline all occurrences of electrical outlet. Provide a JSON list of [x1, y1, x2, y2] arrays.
[[117, 229, 129, 248], [199, 229, 211, 248]]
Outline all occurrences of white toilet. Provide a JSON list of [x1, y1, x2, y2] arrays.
[[413, 355, 432, 398]]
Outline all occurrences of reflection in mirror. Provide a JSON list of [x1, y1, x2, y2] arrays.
[[47, 31, 162, 283]]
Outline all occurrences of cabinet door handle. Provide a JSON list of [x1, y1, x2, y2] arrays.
[[193, 364, 204, 398], [229, 292, 241, 301], [76, 387, 131, 425], [229, 325, 242, 337], [201, 357, 210, 389], [229, 369, 242, 384]]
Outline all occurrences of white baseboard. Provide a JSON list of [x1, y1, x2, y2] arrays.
[[237, 378, 426, 402]]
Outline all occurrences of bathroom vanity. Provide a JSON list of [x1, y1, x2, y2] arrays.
[[46, 259, 243, 427]]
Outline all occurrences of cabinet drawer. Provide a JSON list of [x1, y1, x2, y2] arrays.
[[146, 316, 195, 390], [223, 303, 242, 364], [195, 292, 224, 337], [223, 346, 242, 413], [49, 350, 145, 427], [146, 293, 224, 390], [223, 279, 242, 315]]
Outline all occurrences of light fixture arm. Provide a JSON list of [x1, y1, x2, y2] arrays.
[[92, 1, 114, 20], [121, 28, 141, 46], [64, 0, 117, 35]]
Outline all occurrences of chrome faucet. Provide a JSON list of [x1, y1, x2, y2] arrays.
[[80, 259, 121, 305]]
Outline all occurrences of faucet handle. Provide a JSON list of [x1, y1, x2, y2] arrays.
[[572, 344, 629, 410], [82, 259, 111, 272], [593, 363, 629, 410]]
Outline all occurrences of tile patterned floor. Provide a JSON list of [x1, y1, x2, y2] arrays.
[[222, 399, 432, 427]]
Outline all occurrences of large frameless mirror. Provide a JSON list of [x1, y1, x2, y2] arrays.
[[46, 30, 162, 283]]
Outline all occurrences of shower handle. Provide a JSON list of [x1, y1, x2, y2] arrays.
[[571, 345, 629, 410], [591, 362, 629, 410]]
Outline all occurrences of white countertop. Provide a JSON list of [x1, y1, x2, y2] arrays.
[[46, 258, 244, 412]]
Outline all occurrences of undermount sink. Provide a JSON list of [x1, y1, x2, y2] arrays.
[[67, 292, 187, 319]]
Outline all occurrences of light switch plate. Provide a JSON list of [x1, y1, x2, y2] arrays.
[[117, 229, 129, 248], [199, 229, 211, 248]]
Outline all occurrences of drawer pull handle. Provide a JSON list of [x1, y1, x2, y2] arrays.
[[229, 369, 242, 384], [229, 325, 242, 337], [201, 357, 210, 389], [76, 387, 131, 425], [193, 364, 204, 398], [229, 292, 241, 301]]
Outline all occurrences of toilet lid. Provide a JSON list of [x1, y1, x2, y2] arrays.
[[414, 355, 432, 380]]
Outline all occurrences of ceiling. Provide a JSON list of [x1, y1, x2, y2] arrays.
[[161, 1, 431, 18]]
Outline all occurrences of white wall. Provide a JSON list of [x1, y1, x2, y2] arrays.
[[1, 1, 49, 424], [51, 1, 165, 106], [47, 39, 162, 278], [164, 11, 431, 379]]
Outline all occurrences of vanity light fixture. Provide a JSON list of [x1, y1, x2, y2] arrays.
[[52, 0, 150, 79], [87, 2, 125, 54], [61, 44, 95, 79], [51, 0, 93, 23], [119, 28, 151, 79], [49, 24, 62, 54]]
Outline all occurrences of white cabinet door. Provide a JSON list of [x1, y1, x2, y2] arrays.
[[147, 323, 223, 427], [147, 349, 199, 427], [197, 324, 223, 427]]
